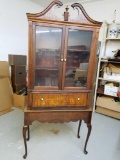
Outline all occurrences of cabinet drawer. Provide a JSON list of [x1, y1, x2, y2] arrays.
[[59, 93, 87, 106], [32, 93, 87, 107], [32, 94, 60, 107]]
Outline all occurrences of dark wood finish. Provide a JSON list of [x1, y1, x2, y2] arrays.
[[71, 3, 102, 25], [23, 125, 28, 159], [23, 0, 102, 158], [26, 0, 63, 20], [84, 123, 92, 154], [24, 107, 92, 124], [32, 93, 87, 107], [77, 120, 82, 138], [23, 107, 92, 158], [26, 0, 101, 26]]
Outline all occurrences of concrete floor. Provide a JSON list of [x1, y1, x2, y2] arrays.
[[0, 107, 120, 160]]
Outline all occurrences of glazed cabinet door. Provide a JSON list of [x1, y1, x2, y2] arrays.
[[28, 22, 65, 90], [62, 26, 97, 90]]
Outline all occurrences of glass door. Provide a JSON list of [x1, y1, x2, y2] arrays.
[[64, 27, 93, 88], [34, 24, 64, 89]]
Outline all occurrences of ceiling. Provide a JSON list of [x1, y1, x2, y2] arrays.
[[29, 0, 105, 7]]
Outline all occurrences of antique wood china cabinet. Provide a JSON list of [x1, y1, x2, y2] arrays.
[[23, 0, 102, 158]]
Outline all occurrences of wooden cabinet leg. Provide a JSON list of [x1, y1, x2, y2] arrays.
[[23, 126, 28, 159], [77, 120, 82, 138], [27, 125, 30, 141], [84, 123, 92, 154]]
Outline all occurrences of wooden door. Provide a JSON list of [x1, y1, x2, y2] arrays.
[[62, 26, 99, 90], [28, 22, 65, 90]]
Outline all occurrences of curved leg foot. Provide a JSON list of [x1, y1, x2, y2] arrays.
[[77, 120, 82, 138], [84, 123, 92, 154], [23, 154, 27, 159], [23, 126, 28, 159], [27, 125, 30, 141], [84, 150, 88, 154]]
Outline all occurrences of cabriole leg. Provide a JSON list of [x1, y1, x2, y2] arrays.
[[84, 123, 92, 154], [23, 126, 28, 159], [77, 120, 82, 138], [27, 125, 30, 141]]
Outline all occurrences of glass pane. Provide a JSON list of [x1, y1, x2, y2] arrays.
[[65, 29, 93, 87], [35, 26, 62, 86]]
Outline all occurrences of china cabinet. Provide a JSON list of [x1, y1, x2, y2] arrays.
[[23, 0, 102, 158]]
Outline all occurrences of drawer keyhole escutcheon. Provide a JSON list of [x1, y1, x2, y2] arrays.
[[77, 98, 80, 101]]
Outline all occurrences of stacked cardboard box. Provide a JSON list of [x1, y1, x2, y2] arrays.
[[103, 63, 120, 81], [96, 96, 120, 119], [8, 54, 27, 92], [0, 61, 13, 115], [8, 55, 27, 110]]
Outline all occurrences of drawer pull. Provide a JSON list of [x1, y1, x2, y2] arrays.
[[41, 98, 44, 101], [77, 98, 80, 101]]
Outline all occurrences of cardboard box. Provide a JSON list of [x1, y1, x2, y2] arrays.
[[13, 93, 27, 110], [0, 61, 12, 87], [11, 65, 26, 85], [103, 63, 120, 80], [75, 68, 87, 80], [104, 83, 118, 97], [96, 96, 120, 119], [0, 62, 13, 114], [79, 63, 88, 70], [96, 106, 120, 120], [0, 78, 13, 114], [12, 83, 26, 92], [8, 54, 27, 65], [0, 61, 9, 76]]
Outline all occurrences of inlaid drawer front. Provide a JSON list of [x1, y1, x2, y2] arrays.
[[32, 93, 87, 107], [59, 93, 87, 106], [32, 94, 60, 107]]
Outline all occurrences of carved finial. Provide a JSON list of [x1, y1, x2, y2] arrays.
[[64, 5, 69, 21]]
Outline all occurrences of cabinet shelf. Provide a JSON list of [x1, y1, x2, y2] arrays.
[[67, 49, 89, 52], [35, 67, 79, 71], [106, 38, 120, 40], [98, 77, 120, 82], [35, 67, 59, 70], [100, 59, 120, 63]]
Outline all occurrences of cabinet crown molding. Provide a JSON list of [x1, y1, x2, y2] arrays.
[[26, 0, 102, 26]]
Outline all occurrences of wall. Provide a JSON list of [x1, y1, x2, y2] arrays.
[[60, 0, 120, 23], [56, 0, 120, 40], [81, 0, 120, 23], [81, 0, 120, 41], [0, 0, 43, 61], [1, 0, 120, 61]]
